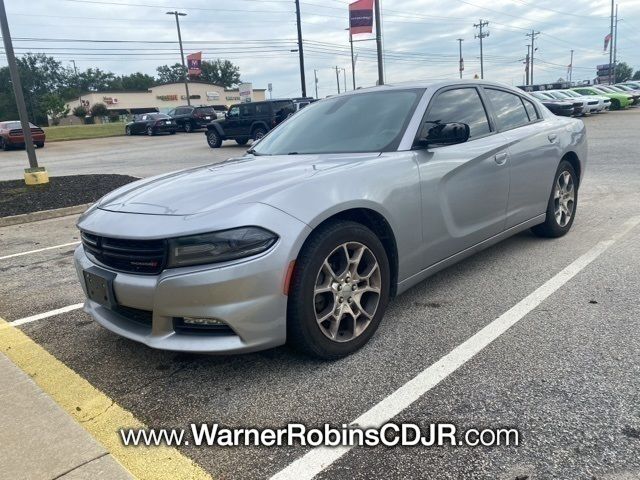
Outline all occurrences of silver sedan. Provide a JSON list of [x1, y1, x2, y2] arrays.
[[74, 80, 587, 359]]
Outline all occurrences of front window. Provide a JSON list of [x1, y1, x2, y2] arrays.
[[252, 89, 423, 155], [425, 88, 490, 139], [228, 106, 240, 118]]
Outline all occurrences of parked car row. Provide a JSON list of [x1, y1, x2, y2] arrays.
[[525, 83, 640, 117]]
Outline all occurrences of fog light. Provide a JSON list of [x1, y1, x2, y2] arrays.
[[182, 317, 226, 326]]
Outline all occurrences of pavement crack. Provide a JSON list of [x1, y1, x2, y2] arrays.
[[80, 400, 115, 423]]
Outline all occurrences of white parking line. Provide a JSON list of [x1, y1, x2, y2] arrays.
[[270, 216, 640, 480], [8, 304, 84, 327], [0, 241, 80, 261]]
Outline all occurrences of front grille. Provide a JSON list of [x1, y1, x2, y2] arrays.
[[113, 306, 153, 328], [588, 101, 598, 105], [82, 232, 166, 274]]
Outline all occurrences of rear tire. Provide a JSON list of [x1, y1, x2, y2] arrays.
[[169, 130, 176, 135], [125, 126, 132, 136], [0, 138, 9, 151], [252, 126, 267, 140], [206, 130, 222, 148], [531, 160, 578, 238], [36, 142, 44, 148], [146, 126, 154, 136], [236, 138, 249, 146], [287, 220, 390, 359]]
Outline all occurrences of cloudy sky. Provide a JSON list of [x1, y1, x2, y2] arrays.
[[2, 0, 640, 98]]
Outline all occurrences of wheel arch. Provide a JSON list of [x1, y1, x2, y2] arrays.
[[562, 151, 582, 186], [250, 121, 269, 134], [297, 207, 400, 298]]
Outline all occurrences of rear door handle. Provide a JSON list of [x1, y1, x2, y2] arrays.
[[494, 152, 508, 165], [548, 133, 558, 143]]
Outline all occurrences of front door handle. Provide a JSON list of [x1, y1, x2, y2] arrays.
[[548, 133, 558, 143], [494, 152, 508, 165]]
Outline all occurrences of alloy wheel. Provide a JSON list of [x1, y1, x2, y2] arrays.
[[313, 242, 382, 342], [554, 170, 575, 227]]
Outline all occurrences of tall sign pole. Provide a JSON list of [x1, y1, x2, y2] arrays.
[[374, 0, 384, 85], [167, 11, 190, 106], [0, 0, 46, 184], [569, 49, 574, 83], [294, 0, 307, 97], [350, 31, 356, 89], [613, 3, 619, 82], [314, 69, 319, 99], [608, 0, 614, 84], [457, 38, 464, 79]]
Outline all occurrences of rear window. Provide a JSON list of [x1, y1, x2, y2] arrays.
[[485, 89, 530, 131], [4, 121, 37, 129], [195, 107, 215, 114]]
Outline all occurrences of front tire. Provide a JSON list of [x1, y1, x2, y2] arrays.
[[532, 160, 578, 238], [36, 142, 44, 148], [125, 126, 132, 136], [287, 220, 390, 359], [0, 138, 9, 151], [146, 126, 155, 136], [184, 122, 193, 133], [206, 130, 222, 148]]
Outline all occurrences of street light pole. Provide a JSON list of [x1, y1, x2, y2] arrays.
[[166, 11, 190, 106], [608, 0, 614, 84], [0, 0, 42, 180], [335, 66, 341, 94], [314, 69, 319, 99], [350, 31, 356, 89]]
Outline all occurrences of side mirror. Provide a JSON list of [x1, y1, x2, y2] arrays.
[[415, 122, 470, 148]]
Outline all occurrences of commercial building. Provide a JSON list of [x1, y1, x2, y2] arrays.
[[64, 81, 266, 120]]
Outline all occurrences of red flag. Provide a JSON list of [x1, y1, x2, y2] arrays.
[[187, 52, 202, 77], [603, 33, 612, 52], [349, 0, 374, 35]]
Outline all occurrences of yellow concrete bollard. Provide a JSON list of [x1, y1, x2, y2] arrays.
[[24, 167, 49, 186]]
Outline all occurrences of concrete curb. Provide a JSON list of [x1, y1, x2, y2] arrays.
[[0, 204, 91, 228]]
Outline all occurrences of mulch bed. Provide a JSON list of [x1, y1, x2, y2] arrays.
[[0, 174, 138, 218]]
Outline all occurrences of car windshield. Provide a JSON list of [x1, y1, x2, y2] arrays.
[[548, 92, 568, 99], [563, 91, 580, 97], [252, 89, 424, 155], [532, 92, 553, 100]]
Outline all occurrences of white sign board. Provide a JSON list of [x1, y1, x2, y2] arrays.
[[206, 91, 220, 101], [239, 83, 253, 103]]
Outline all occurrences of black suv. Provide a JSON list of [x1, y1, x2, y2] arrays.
[[168, 105, 217, 133], [205, 99, 295, 148]]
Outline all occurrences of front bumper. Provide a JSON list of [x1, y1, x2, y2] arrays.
[[74, 204, 311, 354]]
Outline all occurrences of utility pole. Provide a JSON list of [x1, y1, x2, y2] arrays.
[[608, 0, 614, 84], [457, 38, 464, 79], [335, 66, 341, 94], [0, 0, 42, 179], [613, 3, 618, 83], [525, 45, 531, 85], [294, 0, 307, 97], [526, 30, 540, 85], [569, 49, 574, 83], [474, 20, 489, 79], [166, 11, 190, 106], [314, 69, 319, 99], [343, 68, 347, 92], [374, 0, 384, 85]]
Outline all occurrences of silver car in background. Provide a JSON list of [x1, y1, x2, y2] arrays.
[[75, 80, 587, 359]]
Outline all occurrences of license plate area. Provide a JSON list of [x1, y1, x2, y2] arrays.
[[83, 267, 117, 308]]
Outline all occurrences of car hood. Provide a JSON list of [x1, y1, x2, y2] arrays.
[[97, 153, 380, 216]]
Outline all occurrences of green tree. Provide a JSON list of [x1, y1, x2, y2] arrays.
[[632, 70, 640, 81], [90, 102, 108, 117], [615, 62, 633, 82], [41, 93, 69, 125], [119, 72, 155, 90], [198, 59, 241, 87], [156, 63, 186, 84], [77, 68, 117, 92]]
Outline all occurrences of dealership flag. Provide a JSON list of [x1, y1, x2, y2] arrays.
[[349, 0, 374, 35], [187, 52, 202, 76], [603, 33, 612, 52]]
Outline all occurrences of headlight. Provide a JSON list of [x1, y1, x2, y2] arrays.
[[167, 227, 278, 268]]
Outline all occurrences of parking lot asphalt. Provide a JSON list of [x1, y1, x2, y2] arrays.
[[1, 109, 639, 480], [0, 132, 247, 181]]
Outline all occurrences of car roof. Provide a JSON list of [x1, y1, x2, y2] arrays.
[[330, 79, 527, 96]]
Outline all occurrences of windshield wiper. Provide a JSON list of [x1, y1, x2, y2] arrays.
[[246, 148, 262, 156]]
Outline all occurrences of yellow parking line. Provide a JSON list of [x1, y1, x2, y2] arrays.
[[0, 316, 212, 480]]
